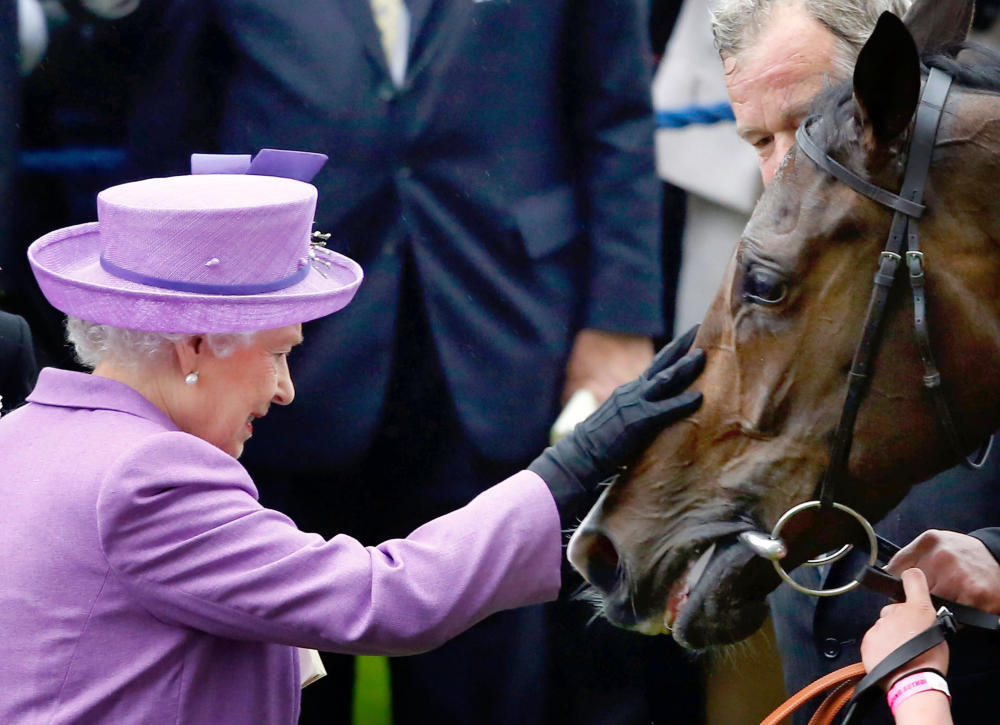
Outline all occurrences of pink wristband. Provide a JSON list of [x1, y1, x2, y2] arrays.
[[887, 670, 950, 716]]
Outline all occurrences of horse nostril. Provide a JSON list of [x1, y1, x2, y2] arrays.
[[568, 528, 623, 595]]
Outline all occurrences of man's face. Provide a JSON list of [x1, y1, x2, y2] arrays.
[[723, 2, 840, 184]]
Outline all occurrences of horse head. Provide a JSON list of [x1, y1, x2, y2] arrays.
[[568, 1, 1000, 649]]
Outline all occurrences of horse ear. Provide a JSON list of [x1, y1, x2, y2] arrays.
[[853, 12, 921, 145], [902, 0, 973, 54]]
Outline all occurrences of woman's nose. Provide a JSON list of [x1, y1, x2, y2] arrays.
[[274, 368, 295, 405]]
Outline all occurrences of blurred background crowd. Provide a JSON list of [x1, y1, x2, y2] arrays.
[[3, 1, 1000, 724]]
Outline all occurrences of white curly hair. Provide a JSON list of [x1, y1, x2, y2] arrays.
[[65, 316, 256, 370]]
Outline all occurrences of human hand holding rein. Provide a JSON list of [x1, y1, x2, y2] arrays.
[[861, 568, 952, 725], [887, 529, 1000, 615]]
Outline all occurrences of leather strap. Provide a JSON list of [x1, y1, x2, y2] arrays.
[[808, 677, 859, 725], [796, 124, 925, 217], [861, 566, 1000, 632], [840, 610, 957, 724], [760, 612, 954, 725], [760, 663, 866, 725], [816, 249, 901, 508], [805, 68, 954, 508], [763, 534, 998, 724]]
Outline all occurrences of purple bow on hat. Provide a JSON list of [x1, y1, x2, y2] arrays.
[[190, 148, 329, 182]]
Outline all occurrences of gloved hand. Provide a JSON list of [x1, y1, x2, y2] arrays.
[[529, 325, 705, 523]]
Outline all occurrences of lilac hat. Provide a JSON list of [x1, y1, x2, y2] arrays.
[[27, 149, 363, 333]]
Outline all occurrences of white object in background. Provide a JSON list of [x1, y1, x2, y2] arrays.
[[81, 0, 143, 19], [298, 647, 327, 688], [652, 0, 762, 333], [18, 0, 48, 75], [550, 388, 599, 445]]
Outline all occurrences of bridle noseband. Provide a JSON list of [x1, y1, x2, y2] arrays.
[[744, 67, 992, 598]]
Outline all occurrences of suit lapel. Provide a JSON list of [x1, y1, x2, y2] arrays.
[[407, 0, 434, 45], [340, 0, 473, 87], [341, 0, 393, 78], [406, 0, 472, 84]]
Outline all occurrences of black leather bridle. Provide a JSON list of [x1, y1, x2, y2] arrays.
[[758, 66, 992, 573], [798, 66, 989, 517], [753, 67, 993, 601], [762, 66, 999, 722]]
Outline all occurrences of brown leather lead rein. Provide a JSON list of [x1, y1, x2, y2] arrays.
[[760, 663, 866, 725], [759, 611, 956, 725], [760, 569, 1000, 724]]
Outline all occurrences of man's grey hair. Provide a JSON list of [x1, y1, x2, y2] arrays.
[[65, 316, 256, 369], [711, 0, 913, 78]]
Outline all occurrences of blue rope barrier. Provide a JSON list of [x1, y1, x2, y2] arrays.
[[20, 147, 127, 174], [656, 101, 735, 129]]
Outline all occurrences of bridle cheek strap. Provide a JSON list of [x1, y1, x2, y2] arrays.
[[795, 67, 975, 509]]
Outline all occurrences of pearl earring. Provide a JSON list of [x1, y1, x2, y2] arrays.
[[185, 371, 199, 385]]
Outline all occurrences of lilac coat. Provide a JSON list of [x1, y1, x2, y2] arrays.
[[0, 369, 562, 724]]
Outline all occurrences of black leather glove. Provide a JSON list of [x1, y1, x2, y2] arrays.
[[529, 325, 705, 525]]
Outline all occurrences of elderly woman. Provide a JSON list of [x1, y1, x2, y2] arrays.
[[0, 150, 704, 724]]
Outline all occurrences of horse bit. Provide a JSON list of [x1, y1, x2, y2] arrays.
[[739, 65, 999, 718]]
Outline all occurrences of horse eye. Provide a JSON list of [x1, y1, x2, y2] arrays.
[[743, 266, 788, 306]]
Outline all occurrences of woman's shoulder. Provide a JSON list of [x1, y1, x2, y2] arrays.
[[103, 429, 256, 498], [119, 428, 242, 466]]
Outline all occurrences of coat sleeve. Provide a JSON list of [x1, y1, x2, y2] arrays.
[[96, 432, 562, 655], [970, 528, 1000, 565], [566, 0, 664, 336]]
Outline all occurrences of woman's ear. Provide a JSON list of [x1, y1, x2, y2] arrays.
[[172, 335, 206, 378]]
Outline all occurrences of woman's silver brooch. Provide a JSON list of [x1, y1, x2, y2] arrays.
[[309, 230, 334, 277]]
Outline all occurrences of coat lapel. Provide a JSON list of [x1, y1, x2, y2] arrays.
[[341, 0, 473, 87], [407, 0, 434, 46], [340, 0, 393, 78], [405, 0, 472, 84]]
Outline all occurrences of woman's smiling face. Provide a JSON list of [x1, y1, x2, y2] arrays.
[[176, 324, 303, 458]]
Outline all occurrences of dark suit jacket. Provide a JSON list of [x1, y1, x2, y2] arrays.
[[0, 312, 38, 412], [127, 0, 663, 472], [770, 455, 1000, 724]]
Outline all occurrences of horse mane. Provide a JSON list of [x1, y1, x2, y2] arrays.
[[806, 41, 1000, 161], [926, 42, 1000, 92]]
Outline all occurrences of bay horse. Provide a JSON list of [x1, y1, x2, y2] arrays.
[[568, 4, 1000, 650]]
